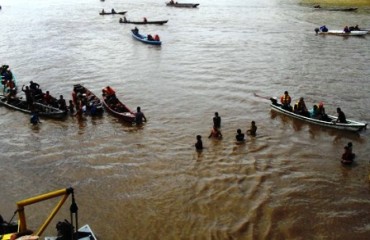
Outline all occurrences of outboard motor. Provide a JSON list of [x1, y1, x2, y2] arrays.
[[314, 28, 319, 34]]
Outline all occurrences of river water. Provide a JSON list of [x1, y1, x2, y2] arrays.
[[1, 0, 370, 239]]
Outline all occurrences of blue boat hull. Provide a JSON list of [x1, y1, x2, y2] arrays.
[[131, 30, 162, 45]]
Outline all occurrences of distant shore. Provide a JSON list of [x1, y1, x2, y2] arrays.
[[302, 0, 370, 6]]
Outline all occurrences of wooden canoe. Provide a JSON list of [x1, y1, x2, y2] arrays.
[[101, 89, 136, 123], [72, 84, 104, 116], [166, 2, 199, 8], [99, 11, 127, 15], [119, 19, 168, 25], [0, 94, 67, 119]]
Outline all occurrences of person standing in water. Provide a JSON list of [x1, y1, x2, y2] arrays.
[[135, 106, 147, 124], [195, 135, 203, 151], [213, 112, 221, 129], [246, 121, 257, 136]]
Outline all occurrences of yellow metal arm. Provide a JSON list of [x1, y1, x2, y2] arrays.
[[16, 187, 73, 235]]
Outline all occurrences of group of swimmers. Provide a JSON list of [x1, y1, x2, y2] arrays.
[[194, 112, 257, 151]]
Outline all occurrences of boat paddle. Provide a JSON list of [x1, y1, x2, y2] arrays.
[[253, 93, 272, 100]]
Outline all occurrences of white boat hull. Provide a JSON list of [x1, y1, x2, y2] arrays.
[[318, 30, 368, 36], [270, 102, 367, 132], [45, 224, 97, 240]]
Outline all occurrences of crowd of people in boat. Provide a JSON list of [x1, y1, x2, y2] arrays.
[[194, 112, 257, 151], [132, 27, 160, 41], [72, 84, 103, 116], [317, 24, 362, 33], [1, 65, 67, 112], [275, 91, 347, 123]]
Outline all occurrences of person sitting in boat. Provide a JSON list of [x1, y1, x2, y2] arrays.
[[195, 135, 203, 151], [208, 125, 222, 139], [296, 97, 309, 117], [154, 34, 160, 41], [235, 129, 245, 142], [309, 105, 319, 119], [320, 25, 328, 32], [147, 34, 154, 41], [341, 145, 354, 165], [169, 0, 175, 4], [111, 8, 116, 14], [293, 103, 299, 114], [103, 86, 116, 101], [336, 107, 347, 123], [143, 17, 147, 23], [57, 95, 67, 112], [280, 91, 292, 111], [120, 16, 127, 23], [349, 25, 360, 31], [101, 9, 105, 14], [42, 91, 53, 105], [5, 86, 17, 103], [343, 26, 350, 33], [317, 102, 330, 121], [132, 27, 139, 35], [1, 69, 13, 84], [5, 79, 16, 95], [246, 121, 257, 136], [135, 106, 147, 124]]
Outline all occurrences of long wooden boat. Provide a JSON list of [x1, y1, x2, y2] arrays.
[[166, 2, 199, 8], [102, 86, 136, 123], [0, 94, 67, 119], [119, 18, 168, 25], [131, 29, 162, 45], [1, 187, 97, 240], [270, 98, 367, 132], [99, 11, 127, 15], [313, 5, 358, 11], [72, 84, 104, 116], [317, 30, 368, 36]]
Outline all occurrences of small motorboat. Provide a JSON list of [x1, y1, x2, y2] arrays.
[[131, 29, 162, 45], [314, 27, 368, 36], [270, 98, 367, 132]]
